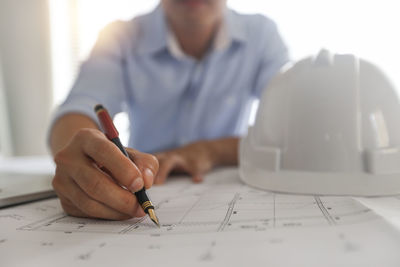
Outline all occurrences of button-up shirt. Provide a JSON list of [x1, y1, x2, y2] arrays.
[[51, 6, 289, 153]]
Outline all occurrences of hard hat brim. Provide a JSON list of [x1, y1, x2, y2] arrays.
[[239, 162, 400, 197]]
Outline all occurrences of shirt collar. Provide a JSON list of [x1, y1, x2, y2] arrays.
[[136, 5, 247, 56]]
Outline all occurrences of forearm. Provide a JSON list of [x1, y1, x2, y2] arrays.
[[207, 137, 239, 167], [50, 113, 99, 156]]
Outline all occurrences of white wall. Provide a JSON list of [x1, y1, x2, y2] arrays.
[[0, 0, 53, 156], [0, 54, 13, 156]]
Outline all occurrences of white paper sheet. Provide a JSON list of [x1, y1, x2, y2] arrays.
[[0, 168, 399, 266], [357, 196, 400, 231]]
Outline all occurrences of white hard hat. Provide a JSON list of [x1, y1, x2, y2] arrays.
[[239, 49, 400, 196]]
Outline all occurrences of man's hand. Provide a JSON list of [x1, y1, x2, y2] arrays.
[[154, 137, 239, 184], [52, 128, 158, 220]]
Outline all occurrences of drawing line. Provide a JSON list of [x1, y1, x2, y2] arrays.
[[315, 196, 336, 225], [178, 190, 206, 224], [273, 194, 276, 228], [17, 214, 68, 231], [118, 217, 147, 234], [218, 193, 240, 232]]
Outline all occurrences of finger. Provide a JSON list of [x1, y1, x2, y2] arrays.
[[192, 173, 204, 183], [55, 173, 137, 220], [54, 171, 134, 220], [56, 185, 129, 219], [154, 158, 175, 184], [154, 155, 182, 184], [177, 163, 204, 183], [76, 129, 144, 193], [182, 161, 205, 183], [68, 158, 144, 217], [52, 181, 84, 216], [57, 193, 88, 218], [126, 148, 159, 189], [169, 158, 206, 184]]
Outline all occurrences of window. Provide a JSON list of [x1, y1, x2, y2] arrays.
[[49, 0, 159, 144], [229, 0, 399, 88], [49, 0, 159, 106]]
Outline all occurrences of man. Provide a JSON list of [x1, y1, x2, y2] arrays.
[[49, 0, 289, 220]]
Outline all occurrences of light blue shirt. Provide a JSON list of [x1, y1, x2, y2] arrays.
[[52, 6, 289, 153]]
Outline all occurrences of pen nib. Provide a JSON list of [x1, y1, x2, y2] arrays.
[[148, 209, 160, 228]]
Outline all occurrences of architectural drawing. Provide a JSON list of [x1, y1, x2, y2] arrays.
[[17, 169, 377, 235], [1, 169, 400, 266]]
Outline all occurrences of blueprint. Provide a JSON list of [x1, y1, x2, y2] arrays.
[[18, 174, 376, 235], [1, 168, 400, 266]]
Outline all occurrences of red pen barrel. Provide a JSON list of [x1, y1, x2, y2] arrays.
[[95, 105, 119, 140]]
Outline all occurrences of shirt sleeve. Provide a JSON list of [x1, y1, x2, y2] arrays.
[[49, 21, 130, 131], [252, 18, 290, 98]]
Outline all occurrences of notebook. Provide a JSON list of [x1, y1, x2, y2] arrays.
[[0, 172, 55, 208]]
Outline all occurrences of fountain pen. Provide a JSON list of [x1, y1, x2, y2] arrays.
[[94, 104, 160, 227]]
